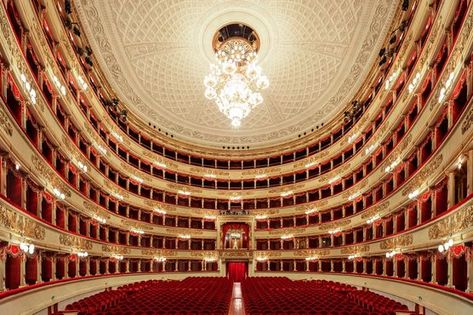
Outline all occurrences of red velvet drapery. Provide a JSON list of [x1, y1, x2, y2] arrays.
[[227, 262, 247, 282]]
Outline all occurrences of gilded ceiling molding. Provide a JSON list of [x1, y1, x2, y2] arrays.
[[102, 245, 131, 255], [340, 245, 370, 254], [119, 162, 153, 182], [0, 11, 44, 113], [141, 150, 179, 170], [141, 249, 176, 256], [461, 106, 473, 135], [340, 116, 369, 148], [0, 203, 46, 240], [74, 0, 397, 147], [0, 10, 15, 58], [189, 168, 230, 177], [418, 16, 442, 69], [62, 136, 90, 171], [82, 122, 106, 150], [428, 205, 473, 240], [220, 250, 253, 259], [252, 209, 280, 216], [380, 234, 413, 250], [319, 220, 351, 231], [31, 155, 72, 198], [165, 228, 204, 236], [381, 134, 412, 168], [167, 183, 202, 194], [360, 201, 391, 219], [293, 151, 330, 169], [318, 164, 351, 183], [82, 201, 111, 220], [401, 154, 443, 196], [268, 228, 306, 236], [59, 234, 92, 250], [253, 251, 282, 258], [190, 251, 219, 258], [268, 184, 305, 194], [340, 181, 368, 200], [241, 168, 281, 177], [295, 249, 330, 257], [121, 220, 150, 231], [103, 180, 129, 199], [143, 200, 170, 211], [0, 106, 13, 136]]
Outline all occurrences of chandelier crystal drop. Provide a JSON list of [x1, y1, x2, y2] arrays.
[[204, 26, 269, 128]]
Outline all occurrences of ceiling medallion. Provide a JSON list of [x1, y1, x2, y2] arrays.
[[204, 23, 269, 128]]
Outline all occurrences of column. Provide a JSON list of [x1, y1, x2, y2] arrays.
[[382, 257, 387, 276], [417, 256, 423, 281], [0, 256, 5, 290], [342, 260, 346, 273], [431, 255, 437, 284], [362, 259, 367, 274], [404, 257, 409, 279], [126, 260, 130, 273], [51, 256, 57, 281], [63, 257, 69, 279], [447, 171, 456, 208], [393, 216, 398, 234], [467, 248, 473, 292], [19, 255, 26, 287], [330, 260, 334, 272], [305, 260, 309, 272], [36, 254, 42, 284], [467, 150, 473, 195], [104, 259, 110, 274], [75, 257, 79, 278], [85, 257, 90, 276], [447, 252, 453, 288]]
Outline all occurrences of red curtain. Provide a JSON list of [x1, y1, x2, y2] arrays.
[[25, 256, 37, 285], [5, 254, 21, 289], [227, 262, 246, 282]]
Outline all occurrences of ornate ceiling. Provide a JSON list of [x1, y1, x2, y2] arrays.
[[75, 0, 397, 149]]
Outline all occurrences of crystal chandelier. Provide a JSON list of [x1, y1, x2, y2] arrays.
[[204, 24, 269, 128]]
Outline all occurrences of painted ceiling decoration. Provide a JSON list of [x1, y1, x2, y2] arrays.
[[75, 0, 397, 148]]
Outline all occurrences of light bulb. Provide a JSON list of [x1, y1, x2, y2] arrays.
[[222, 61, 236, 74], [204, 75, 217, 88], [256, 76, 269, 89], [231, 119, 241, 128], [205, 87, 217, 100], [438, 244, 444, 253]]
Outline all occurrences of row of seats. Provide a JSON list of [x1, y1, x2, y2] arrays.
[[65, 277, 232, 315], [241, 278, 409, 315], [65, 277, 409, 314], [348, 290, 408, 314]]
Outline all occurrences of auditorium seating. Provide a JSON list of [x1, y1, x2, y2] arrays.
[[65, 277, 232, 315], [241, 277, 408, 315]]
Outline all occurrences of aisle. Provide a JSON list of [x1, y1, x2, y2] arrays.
[[228, 282, 245, 315]]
